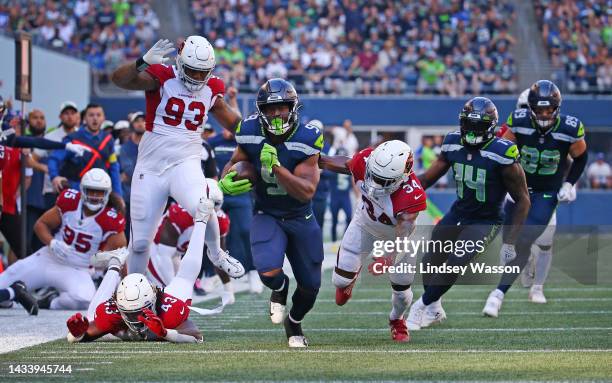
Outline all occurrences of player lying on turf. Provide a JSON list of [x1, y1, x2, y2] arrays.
[[406, 97, 530, 330], [148, 179, 236, 304], [319, 140, 427, 342], [0, 169, 127, 315], [218, 79, 324, 348], [65, 196, 216, 343], [483, 80, 587, 317]]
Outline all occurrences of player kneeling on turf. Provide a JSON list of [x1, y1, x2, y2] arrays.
[[66, 197, 216, 343], [319, 140, 427, 342], [0, 169, 127, 314]]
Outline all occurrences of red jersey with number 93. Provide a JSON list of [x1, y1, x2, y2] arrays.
[[137, 64, 225, 174], [54, 189, 126, 268], [349, 147, 427, 238]]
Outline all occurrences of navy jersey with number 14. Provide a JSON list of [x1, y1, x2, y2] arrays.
[[441, 132, 519, 222]]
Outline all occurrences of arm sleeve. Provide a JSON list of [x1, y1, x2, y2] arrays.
[[12, 136, 67, 150], [566, 151, 588, 185], [109, 162, 123, 198], [47, 149, 68, 179]]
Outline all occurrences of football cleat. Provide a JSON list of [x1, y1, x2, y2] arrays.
[[37, 287, 60, 310], [528, 284, 547, 304], [270, 278, 289, 325], [483, 289, 505, 318], [406, 297, 426, 331], [284, 316, 308, 348], [11, 281, 38, 315], [335, 279, 357, 306], [389, 317, 410, 342], [521, 254, 535, 288], [248, 270, 264, 294], [421, 299, 447, 328], [201, 275, 221, 293], [212, 250, 245, 278]]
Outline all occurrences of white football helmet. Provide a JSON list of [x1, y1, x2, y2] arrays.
[[115, 273, 157, 334], [80, 168, 112, 212], [205, 178, 223, 211], [364, 140, 414, 198], [176, 35, 215, 92], [516, 88, 530, 109]]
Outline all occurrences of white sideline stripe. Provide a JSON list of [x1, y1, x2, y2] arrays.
[[37, 349, 612, 355], [312, 297, 612, 303], [188, 327, 612, 333], [305, 310, 612, 316]]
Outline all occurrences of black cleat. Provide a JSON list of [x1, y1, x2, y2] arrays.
[[270, 276, 289, 324], [37, 288, 59, 310], [10, 281, 38, 315], [284, 315, 308, 348]]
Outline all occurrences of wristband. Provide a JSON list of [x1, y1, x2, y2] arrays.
[[136, 57, 149, 72]]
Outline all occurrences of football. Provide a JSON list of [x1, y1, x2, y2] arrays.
[[231, 161, 257, 184]]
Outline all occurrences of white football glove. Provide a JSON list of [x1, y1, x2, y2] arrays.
[[194, 197, 215, 223], [49, 239, 72, 260], [499, 243, 517, 265], [91, 247, 129, 268], [557, 182, 576, 202], [65, 142, 90, 157], [143, 39, 175, 65]]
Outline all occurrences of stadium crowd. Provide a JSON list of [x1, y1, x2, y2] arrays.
[[0, 0, 160, 80], [534, 0, 611, 94], [191, 0, 519, 95]]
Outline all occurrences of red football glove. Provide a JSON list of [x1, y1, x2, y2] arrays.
[[367, 255, 395, 276], [66, 313, 89, 338], [138, 308, 167, 338]]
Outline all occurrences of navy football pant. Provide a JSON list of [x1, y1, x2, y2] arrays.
[[421, 210, 500, 305], [312, 197, 327, 231], [330, 194, 352, 242], [251, 213, 324, 290], [223, 197, 254, 271], [497, 192, 558, 293]]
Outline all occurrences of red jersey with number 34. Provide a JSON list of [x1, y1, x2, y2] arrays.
[[94, 293, 190, 337], [137, 64, 225, 174], [348, 147, 427, 238], [54, 189, 125, 268]]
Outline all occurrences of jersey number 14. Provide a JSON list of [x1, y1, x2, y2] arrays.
[[454, 163, 486, 202]]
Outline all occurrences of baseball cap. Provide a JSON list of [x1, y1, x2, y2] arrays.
[[60, 101, 78, 113], [129, 111, 145, 123], [114, 120, 130, 131], [101, 120, 114, 130], [204, 123, 214, 131]]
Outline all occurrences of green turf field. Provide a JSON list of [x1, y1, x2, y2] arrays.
[[1, 267, 611, 382]]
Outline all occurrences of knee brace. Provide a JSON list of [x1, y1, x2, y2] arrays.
[[131, 239, 150, 254], [259, 272, 287, 291]]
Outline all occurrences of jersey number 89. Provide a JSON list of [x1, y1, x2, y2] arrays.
[[520, 146, 560, 175]]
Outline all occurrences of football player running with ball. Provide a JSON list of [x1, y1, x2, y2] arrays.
[[406, 97, 530, 330], [483, 80, 588, 317], [319, 140, 427, 342], [65, 196, 216, 343], [218, 79, 324, 348], [111, 36, 244, 279]]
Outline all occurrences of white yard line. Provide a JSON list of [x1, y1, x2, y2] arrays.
[[36, 348, 612, 355]]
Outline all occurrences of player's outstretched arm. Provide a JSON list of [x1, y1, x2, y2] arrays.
[[318, 155, 352, 175], [210, 87, 242, 133], [418, 157, 451, 189], [396, 212, 419, 238], [502, 163, 531, 245], [111, 39, 174, 91], [66, 313, 108, 343], [273, 155, 320, 202]]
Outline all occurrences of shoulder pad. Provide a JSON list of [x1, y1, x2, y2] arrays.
[[441, 131, 462, 152], [480, 138, 518, 165], [553, 114, 585, 143]]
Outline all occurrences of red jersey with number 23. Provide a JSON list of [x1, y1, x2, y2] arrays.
[[349, 147, 427, 238], [137, 64, 225, 174]]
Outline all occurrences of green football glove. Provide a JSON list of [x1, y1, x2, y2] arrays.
[[260, 143, 280, 175], [218, 171, 252, 196]]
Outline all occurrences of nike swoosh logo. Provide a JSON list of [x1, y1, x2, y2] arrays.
[[305, 213, 313, 219], [180, 307, 185, 315], [414, 194, 423, 200], [543, 194, 552, 198]]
